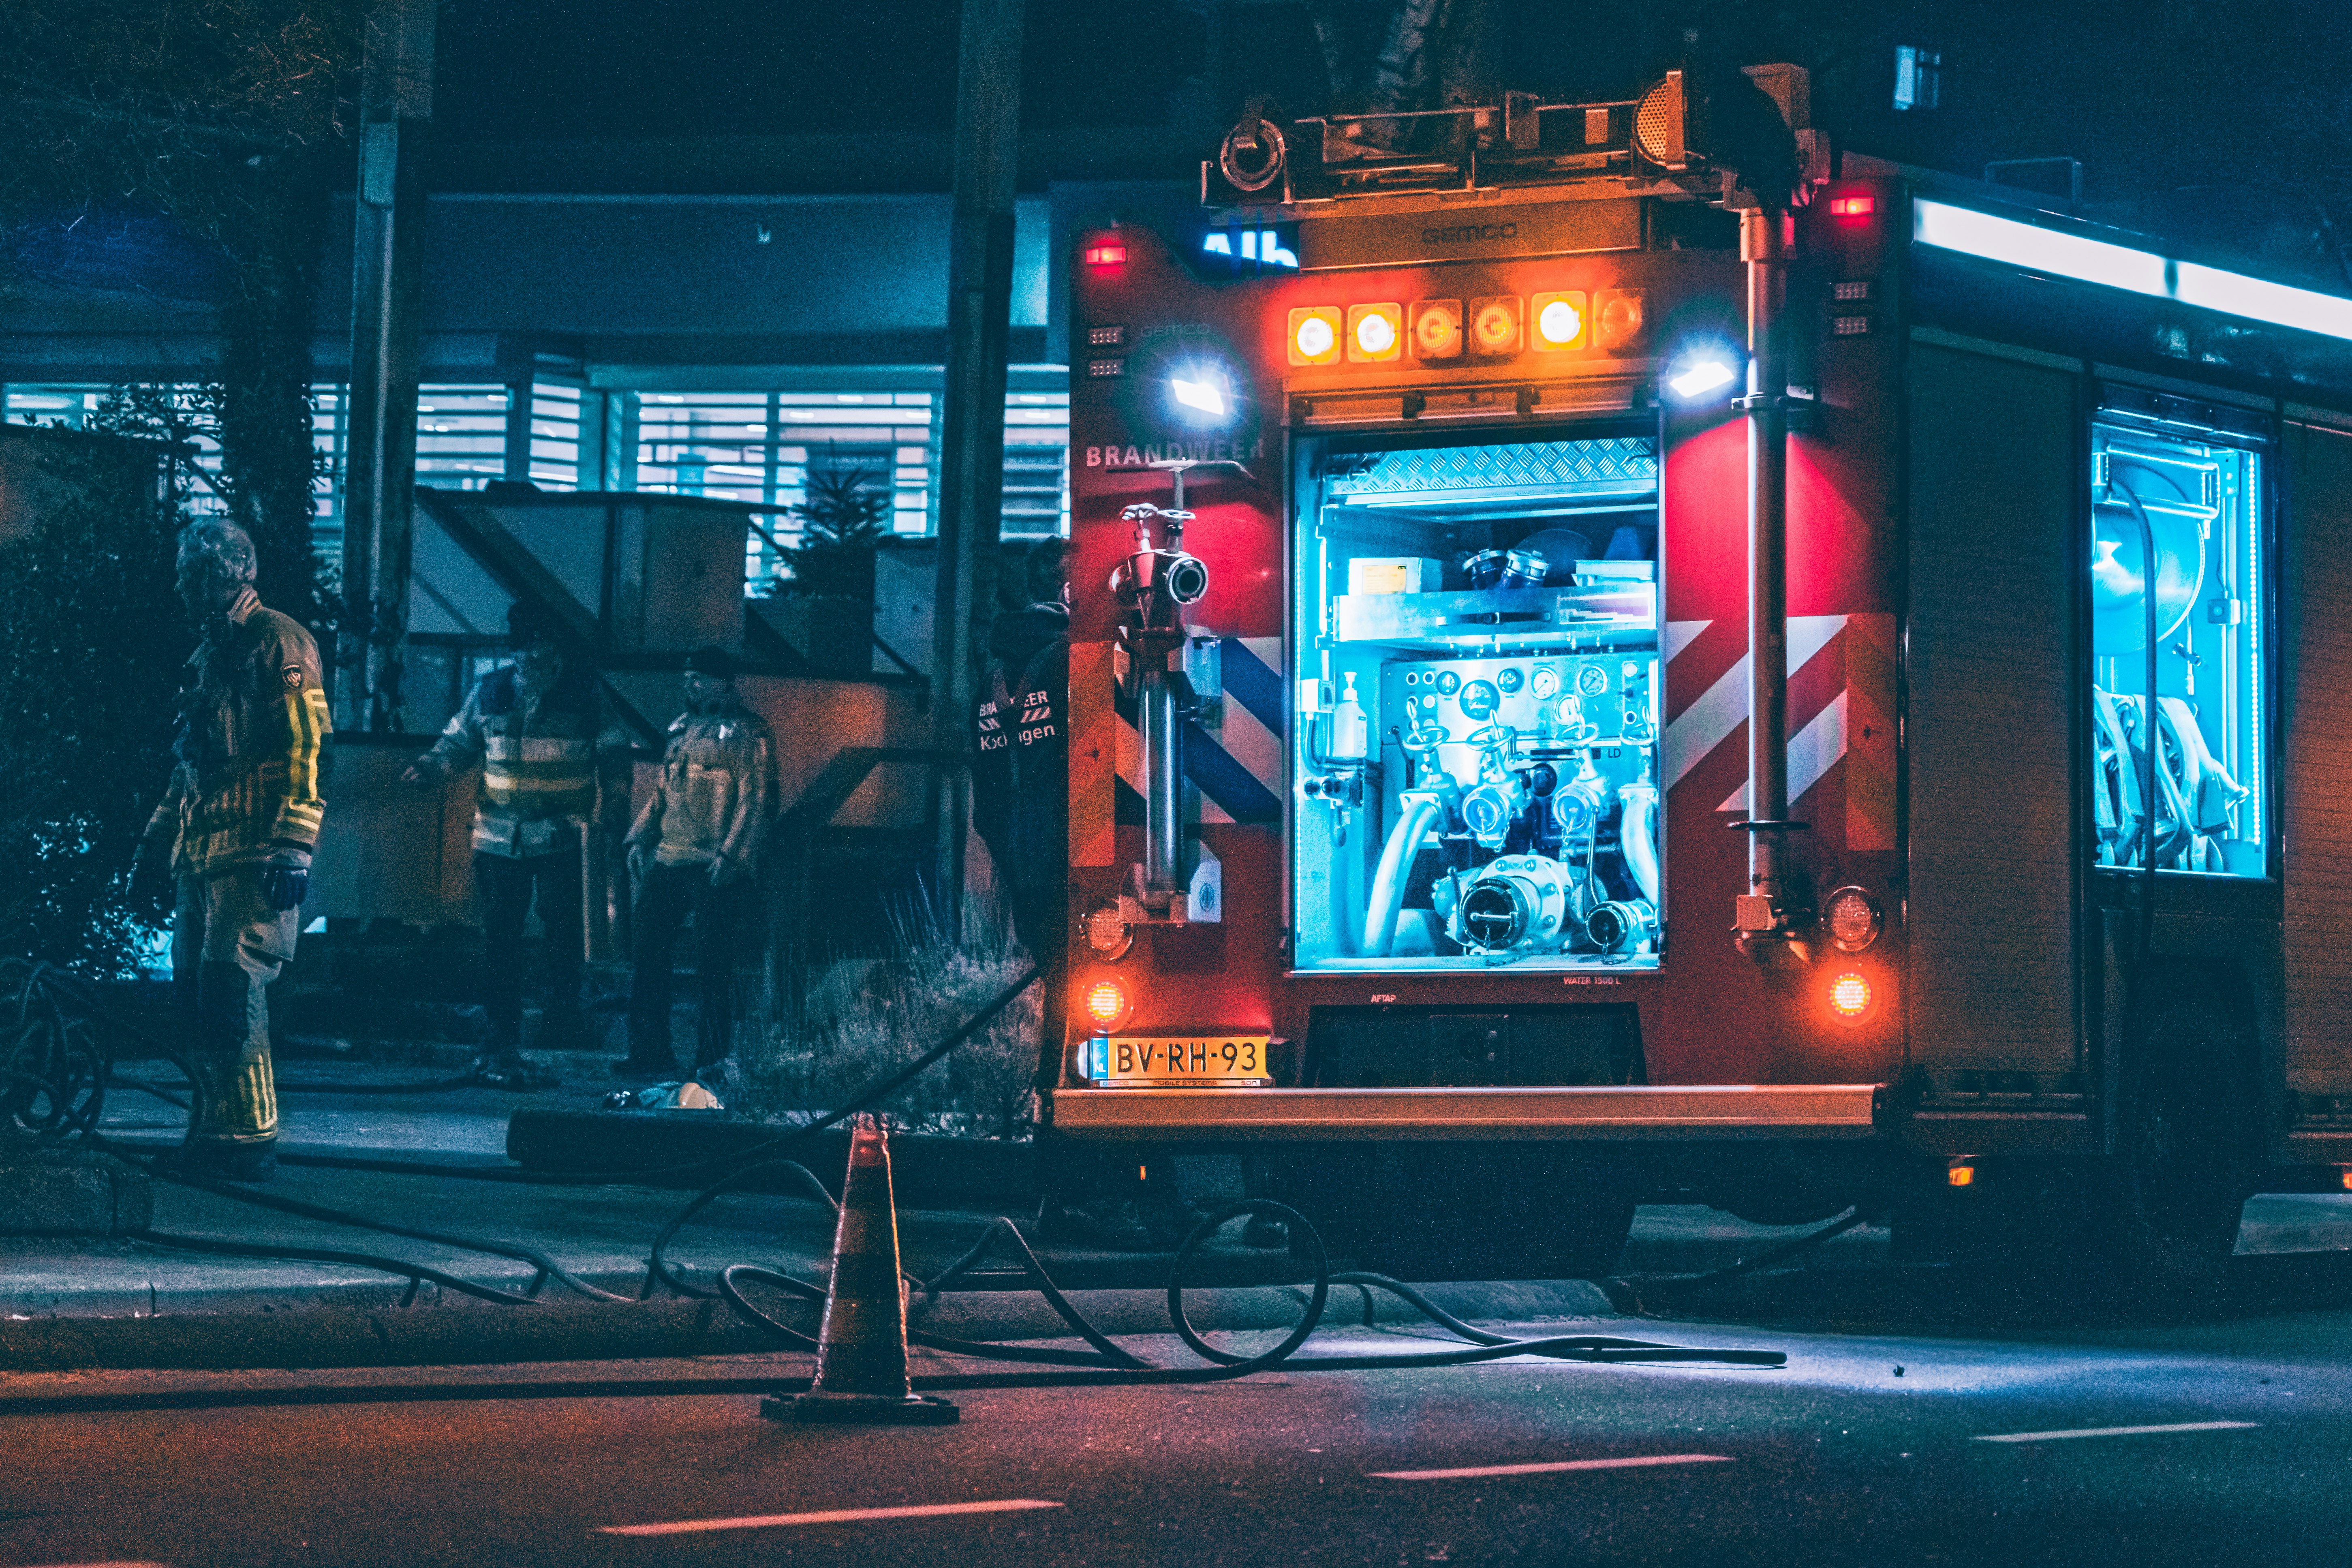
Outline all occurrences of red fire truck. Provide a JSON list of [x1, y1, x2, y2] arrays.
[[1046, 67, 2352, 1288]]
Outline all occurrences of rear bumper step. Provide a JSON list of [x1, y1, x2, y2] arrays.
[[1052, 1084, 1886, 1141]]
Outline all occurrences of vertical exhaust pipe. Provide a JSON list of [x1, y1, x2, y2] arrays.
[[1139, 663, 1183, 911], [1735, 208, 1805, 951]]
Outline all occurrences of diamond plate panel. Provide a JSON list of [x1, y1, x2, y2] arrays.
[[1330, 438, 1657, 498]]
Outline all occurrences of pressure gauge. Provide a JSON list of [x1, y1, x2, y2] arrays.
[[1497, 666, 1524, 694], [1458, 680, 1500, 720], [1529, 665, 1560, 700], [1576, 664, 1609, 697]]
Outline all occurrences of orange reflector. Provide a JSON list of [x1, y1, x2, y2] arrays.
[[1288, 306, 1342, 366], [1828, 971, 1872, 1018], [1948, 1163, 1977, 1189], [1083, 980, 1128, 1027], [2340, 1166, 2352, 1192]]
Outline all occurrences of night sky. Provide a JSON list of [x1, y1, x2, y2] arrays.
[[427, 0, 2352, 280]]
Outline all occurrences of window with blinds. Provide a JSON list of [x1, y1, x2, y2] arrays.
[[528, 383, 584, 490], [5, 374, 1072, 588]]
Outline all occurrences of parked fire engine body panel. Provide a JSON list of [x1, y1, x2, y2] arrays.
[[1048, 78, 2352, 1268]]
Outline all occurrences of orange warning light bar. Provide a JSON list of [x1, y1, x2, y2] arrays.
[[1288, 306, 1342, 366]]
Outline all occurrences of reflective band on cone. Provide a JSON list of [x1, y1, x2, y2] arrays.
[[760, 1114, 958, 1425]]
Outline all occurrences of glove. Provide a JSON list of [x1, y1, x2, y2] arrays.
[[260, 846, 312, 912], [130, 838, 174, 909]]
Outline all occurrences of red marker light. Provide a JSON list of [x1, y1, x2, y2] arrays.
[[1828, 194, 1877, 218], [1085, 244, 1127, 266]]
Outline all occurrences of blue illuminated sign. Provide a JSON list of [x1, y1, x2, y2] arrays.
[[1203, 228, 1299, 269]]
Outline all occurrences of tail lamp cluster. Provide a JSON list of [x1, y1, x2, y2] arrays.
[[1288, 289, 1646, 368], [1820, 885, 1886, 1024]]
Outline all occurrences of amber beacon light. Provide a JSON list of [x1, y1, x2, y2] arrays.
[[1469, 295, 1522, 354], [1347, 303, 1403, 362], [1288, 306, 1343, 366], [1530, 291, 1587, 349], [1412, 299, 1464, 358]]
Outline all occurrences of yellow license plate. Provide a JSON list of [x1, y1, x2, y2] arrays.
[[1102, 1035, 1271, 1084]]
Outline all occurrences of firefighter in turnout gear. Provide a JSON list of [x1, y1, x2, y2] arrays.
[[975, 542, 1186, 1247], [624, 645, 778, 1077], [404, 600, 630, 1082], [133, 520, 330, 1180], [972, 540, 1071, 963]]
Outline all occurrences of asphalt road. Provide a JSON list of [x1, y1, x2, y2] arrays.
[[11, 1252, 2352, 1568]]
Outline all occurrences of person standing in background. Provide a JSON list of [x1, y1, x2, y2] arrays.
[[133, 520, 330, 1179], [623, 645, 778, 1080], [971, 539, 1069, 966], [403, 600, 630, 1085]]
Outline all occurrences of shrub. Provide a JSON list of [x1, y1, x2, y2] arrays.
[[736, 892, 1039, 1139], [0, 425, 187, 972]]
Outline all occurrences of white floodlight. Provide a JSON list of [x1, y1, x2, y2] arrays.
[[1170, 376, 1228, 418], [1669, 359, 1738, 400]]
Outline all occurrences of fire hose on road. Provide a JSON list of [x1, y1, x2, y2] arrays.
[[10, 963, 1788, 1405]]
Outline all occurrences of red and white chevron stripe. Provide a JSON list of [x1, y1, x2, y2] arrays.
[[1664, 612, 1895, 851]]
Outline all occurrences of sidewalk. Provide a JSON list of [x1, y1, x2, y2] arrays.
[[19, 1052, 2352, 1328]]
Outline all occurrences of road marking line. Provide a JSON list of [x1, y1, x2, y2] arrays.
[[1974, 1422, 2259, 1444], [1371, 1455, 1733, 1481], [598, 1499, 1063, 1536]]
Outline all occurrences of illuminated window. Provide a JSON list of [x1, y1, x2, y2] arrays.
[[528, 383, 584, 491], [2088, 399, 2269, 879]]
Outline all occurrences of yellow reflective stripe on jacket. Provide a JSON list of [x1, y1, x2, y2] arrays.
[[267, 685, 331, 843], [481, 732, 595, 813], [483, 736, 593, 764]]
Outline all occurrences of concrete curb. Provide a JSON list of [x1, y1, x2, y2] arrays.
[[504, 1106, 1036, 1202], [0, 1279, 1616, 1373]]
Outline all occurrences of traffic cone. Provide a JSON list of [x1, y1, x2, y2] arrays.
[[760, 1113, 958, 1425]]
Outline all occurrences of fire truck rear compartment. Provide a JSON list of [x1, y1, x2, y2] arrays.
[[1291, 432, 1664, 974]]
